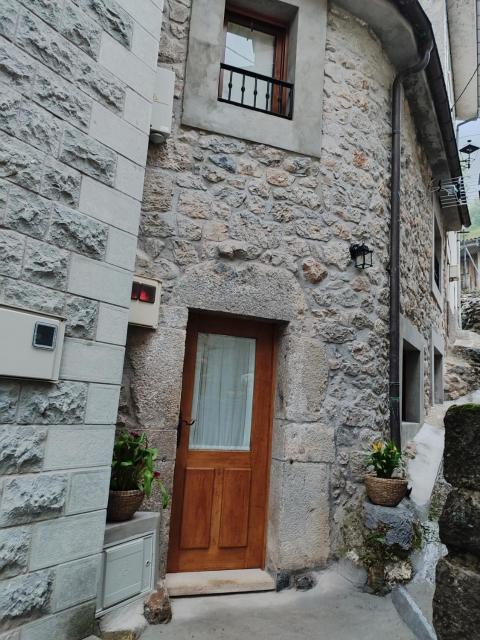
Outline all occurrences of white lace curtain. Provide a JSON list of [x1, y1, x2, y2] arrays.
[[189, 333, 256, 451]]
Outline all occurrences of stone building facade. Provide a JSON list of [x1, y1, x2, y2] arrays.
[[0, 0, 163, 637], [0, 0, 473, 637], [120, 0, 467, 581]]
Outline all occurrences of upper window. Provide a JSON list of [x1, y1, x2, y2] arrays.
[[218, 10, 293, 119], [433, 216, 442, 291]]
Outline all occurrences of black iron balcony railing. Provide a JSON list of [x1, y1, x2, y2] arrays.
[[218, 63, 294, 119]]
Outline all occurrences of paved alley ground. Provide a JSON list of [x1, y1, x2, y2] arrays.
[[140, 568, 416, 640]]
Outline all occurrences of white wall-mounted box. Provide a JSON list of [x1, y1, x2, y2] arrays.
[[150, 67, 175, 144], [0, 305, 65, 382], [98, 535, 154, 611], [449, 264, 460, 281], [128, 275, 161, 329], [96, 512, 160, 616]]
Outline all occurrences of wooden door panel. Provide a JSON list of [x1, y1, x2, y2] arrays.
[[179, 468, 215, 550], [168, 314, 275, 572], [219, 468, 251, 548]]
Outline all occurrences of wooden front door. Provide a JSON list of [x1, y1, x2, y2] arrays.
[[167, 314, 275, 572]]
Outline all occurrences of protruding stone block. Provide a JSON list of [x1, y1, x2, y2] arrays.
[[433, 556, 480, 640], [75, 0, 133, 47], [2, 279, 65, 316], [0, 570, 53, 631], [0, 527, 31, 579], [48, 204, 108, 258], [18, 381, 87, 425], [22, 239, 69, 290], [41, 158, 82, 207], [363, 501, 415, 551], [0, 382, 20, 423], [444, 404, 480, 490], [439, 488, 480, 555], [0, 40, 36, 91], [0, 474, 67, 526], [60, 2, 102, 59], [65, 296, 98, 339], [143, 586, 172, 624], [60, 126, 116, 186], [280, 336, 328, 422], [5, 186, 52, 239], [275, 461, 330, 570], [33, 66, 92, 131], [0, 427, 47, 475], [0, 230, 24, 278]]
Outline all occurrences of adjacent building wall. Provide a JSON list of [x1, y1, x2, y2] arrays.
[[0, 1, 162, 636], [121, 3, 453, 575]]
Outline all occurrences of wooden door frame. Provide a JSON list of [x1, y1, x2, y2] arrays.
[[167, 311, 277, 572]]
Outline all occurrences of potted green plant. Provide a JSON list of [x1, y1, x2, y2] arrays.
[[364, 440, 407, 507], [107, 430, 169, 522]]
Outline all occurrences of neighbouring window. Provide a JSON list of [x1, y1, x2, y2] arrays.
[[402, 339, 421, 424], [434, 216, 442, 291], [433, 348, 443, 404], [218, 9, 294, 118]]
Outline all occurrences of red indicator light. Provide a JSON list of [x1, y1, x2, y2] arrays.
[[139, 284, 156, 303], [131, 281, 156, 303]]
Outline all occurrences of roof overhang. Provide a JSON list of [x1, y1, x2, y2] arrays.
[[446, 0, 478, 121], [335, 0, 470, 230]]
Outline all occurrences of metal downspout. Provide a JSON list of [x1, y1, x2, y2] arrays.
[[389, 42, 433, 449]]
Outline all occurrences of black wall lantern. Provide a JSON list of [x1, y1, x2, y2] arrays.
[[350, 243, 373, 269]]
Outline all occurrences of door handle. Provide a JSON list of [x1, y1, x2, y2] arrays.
[[177, 415, 195, 447]]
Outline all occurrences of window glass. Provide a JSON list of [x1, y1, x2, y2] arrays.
[[189, 333, 256, 451], [434, 218, 442, 290], [223, 21, 275, 108]]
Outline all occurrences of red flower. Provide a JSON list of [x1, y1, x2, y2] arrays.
[[130, 431, 141, 438], [153, 471, 161, 478]]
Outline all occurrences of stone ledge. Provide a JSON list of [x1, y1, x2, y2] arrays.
[[104, 512, 160, 547]]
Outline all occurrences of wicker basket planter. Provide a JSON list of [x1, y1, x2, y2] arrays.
[[364, 475, 407, 507], [107, 489, 145, 522]]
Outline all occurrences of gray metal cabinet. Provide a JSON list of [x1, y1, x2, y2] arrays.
[[96, 512, 160, 615]]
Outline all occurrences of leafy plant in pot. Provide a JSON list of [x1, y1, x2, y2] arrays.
[[107, 431, 169, 522], [364, 440, 408, 507]]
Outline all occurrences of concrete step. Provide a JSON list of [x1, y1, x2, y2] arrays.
[[166, 569, 275, 597], [392, 584, 436, 640]]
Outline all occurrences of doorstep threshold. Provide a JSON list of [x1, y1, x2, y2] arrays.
[[166, 569, 275, 597]]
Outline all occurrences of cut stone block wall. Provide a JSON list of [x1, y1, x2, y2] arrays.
[[0, 0, 163, 636], [120, 3, 452, 577]]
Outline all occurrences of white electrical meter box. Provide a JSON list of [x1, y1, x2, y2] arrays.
[[449, 264, 460, 281], [128, 276, 161, 329], [98, 535, 154, 611], [150, 67, 175, 144], [0, 305, 65, 382], [97, 512, 159, 616]]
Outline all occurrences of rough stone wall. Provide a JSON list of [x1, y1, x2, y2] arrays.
[[399, 104, 447, 411], [433, 405, 480, 639], [0, 1, 163, 637], [122, 4, 451, 575]]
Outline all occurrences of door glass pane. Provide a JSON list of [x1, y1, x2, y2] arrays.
[[189, 333, 256, 451], [223, 21, 275, 109]]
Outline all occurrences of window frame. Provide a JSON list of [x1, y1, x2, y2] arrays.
[[431, 201, 444, 310], [219, 7, 290, 117], [222, 8, 289, 82], [182, 0, 327, 158]]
